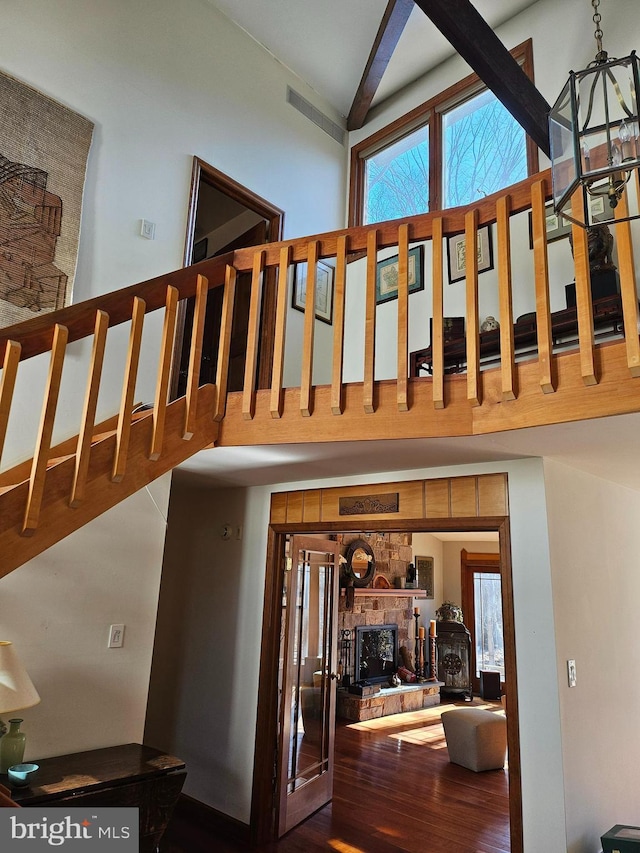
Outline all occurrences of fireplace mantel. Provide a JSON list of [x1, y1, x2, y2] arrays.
[[341, 588, 428, 597]]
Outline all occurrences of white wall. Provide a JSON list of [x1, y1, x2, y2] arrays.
[[442, 539, 500, 607], [411, 532, 443, 622], [1, 0, 347, 463], [149, 458, 567, 852], [544, 460, 640, 853], [0, 474, 171, 760]]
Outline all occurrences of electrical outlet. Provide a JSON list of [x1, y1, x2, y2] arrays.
[[108, 624, 125, 649], [567, 659, 577, 687]]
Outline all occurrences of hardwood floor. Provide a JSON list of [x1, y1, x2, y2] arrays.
[[161, 698, 509, 852]]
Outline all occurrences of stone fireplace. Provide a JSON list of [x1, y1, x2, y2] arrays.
[[335, 533, 442, 721]]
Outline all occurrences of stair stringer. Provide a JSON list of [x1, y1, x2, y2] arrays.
[[0, 384, 218, 579]]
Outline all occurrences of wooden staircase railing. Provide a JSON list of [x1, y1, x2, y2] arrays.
[[2, 167, 640, 577], [0, 255, 234, 578]]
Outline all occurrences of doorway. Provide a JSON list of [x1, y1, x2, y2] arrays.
[[461, 550, 505, 696], [172, 157, 284, 398], [252, 509, 521, 853]]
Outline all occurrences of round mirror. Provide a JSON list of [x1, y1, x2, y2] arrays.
[[344, 539, 375, 588]]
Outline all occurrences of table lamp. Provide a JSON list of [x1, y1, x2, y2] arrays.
[[0, 641, 40, 773]]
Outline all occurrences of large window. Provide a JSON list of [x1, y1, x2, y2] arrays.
[[349, 40, 537, 226], [364, 124, 429, 224]]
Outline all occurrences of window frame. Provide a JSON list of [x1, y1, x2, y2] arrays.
[[348, 39, 538, 227]]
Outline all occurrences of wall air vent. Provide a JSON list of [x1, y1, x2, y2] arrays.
[[286, 87, 345, 145]]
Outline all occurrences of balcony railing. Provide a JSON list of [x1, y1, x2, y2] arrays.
[[0, 167, 639, 573]]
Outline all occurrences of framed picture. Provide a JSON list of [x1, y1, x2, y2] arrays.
[[292, 260, 334, 324], [447, 226, 493, 283], [376, 245, 424, 305], [415, 556, 434, 599], [528, 201, 572, 248]]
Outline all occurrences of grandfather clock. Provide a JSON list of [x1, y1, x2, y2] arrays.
[[436, 620, 472, 700]]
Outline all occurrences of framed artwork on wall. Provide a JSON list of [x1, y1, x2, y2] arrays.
[[447, 226, 493, 283], [292, 260, 334, 324], [415, 555, 434, 599], [376, 245, 424, 304]]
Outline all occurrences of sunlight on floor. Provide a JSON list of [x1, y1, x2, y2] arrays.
[[328, 839, 368, 853], [344, 701, 505, 750]]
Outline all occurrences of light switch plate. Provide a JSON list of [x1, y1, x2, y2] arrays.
[[108, 624, 125, 648], [567, 659, 577, 687]]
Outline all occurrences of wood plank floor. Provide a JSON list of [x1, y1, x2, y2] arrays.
[[161, 698, 510, 852]]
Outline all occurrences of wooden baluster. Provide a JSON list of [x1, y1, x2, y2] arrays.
[[183, 275, 208, 438], [23, 324, 68, 534], [531, 180, 555, 393], [300, 241, 318, 417], [363, 229, 377, 413], [465, 210, 481, 407], [0, 340, 21, 469], [243, 250, 265, 420], [431, 217, 445, 410], [331, 235, 347, 415], [214, 265, 237, 422], [270, 246, 291, 419], [614, 191, 640, 376], [150, 286, 179, 460], [70, 310, 109, 507], [112, 297, 146, 482], [396, 223, 409, 412], [496, 195, 516, 401], [570, 189, 596, 386]]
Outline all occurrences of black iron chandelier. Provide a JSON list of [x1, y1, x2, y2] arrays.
[[549, 0, 640, 227]]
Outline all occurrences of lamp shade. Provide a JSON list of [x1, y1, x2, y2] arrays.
[[0, 642, 40, 714]]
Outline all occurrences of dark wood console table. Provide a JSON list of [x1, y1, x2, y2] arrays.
[[410, 294, 628, 376], [2, 743, 186, 852]]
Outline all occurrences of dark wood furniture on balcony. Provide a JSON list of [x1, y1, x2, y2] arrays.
[[410, 293, 628, 376]]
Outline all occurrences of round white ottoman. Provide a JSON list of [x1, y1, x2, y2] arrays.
[[441, 708, 507, 772]]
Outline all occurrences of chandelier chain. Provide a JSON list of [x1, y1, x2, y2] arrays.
[[592, 0, 604, 57]]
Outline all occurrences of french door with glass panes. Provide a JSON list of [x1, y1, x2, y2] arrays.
[[275, 536, 341, 837]]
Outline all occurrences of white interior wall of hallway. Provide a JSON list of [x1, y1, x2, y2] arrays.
[[147, 457, 568, 852], [0, 0, 346, 774], [0, 473, 172, 759], [544, 459, 640, 853]]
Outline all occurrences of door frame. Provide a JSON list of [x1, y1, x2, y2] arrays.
[[171, 157, 284, 398], [251, 515, 522, 853], [461, 549, 503, 695]]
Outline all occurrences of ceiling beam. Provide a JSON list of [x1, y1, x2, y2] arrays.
[[412, 0, 551, 156], [347, 0, 415, 131]]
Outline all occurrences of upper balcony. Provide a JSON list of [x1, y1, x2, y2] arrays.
[[0, 167, 639, 574]]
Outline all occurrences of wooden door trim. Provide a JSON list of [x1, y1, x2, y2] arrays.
[[171, 157, 284, 399], [251, 512, 522, 853], [461, 549, 502, 694]]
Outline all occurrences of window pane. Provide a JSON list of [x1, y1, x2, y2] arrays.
[[443, 89, 527, 208], [364, 125, 429, 224], [473, 571, 504, 679]]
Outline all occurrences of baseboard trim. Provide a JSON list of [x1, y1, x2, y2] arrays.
[[172, 794, 251, 846]]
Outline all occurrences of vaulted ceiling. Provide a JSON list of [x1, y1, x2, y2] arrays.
[[206, 0, 545, 142]]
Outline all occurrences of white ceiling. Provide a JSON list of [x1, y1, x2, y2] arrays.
[[176, 409, 640, 493], [205, 0, 541, 117]]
